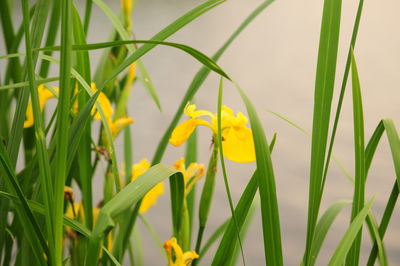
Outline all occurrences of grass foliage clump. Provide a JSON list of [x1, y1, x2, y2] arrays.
[[0, 0, 399, 265]]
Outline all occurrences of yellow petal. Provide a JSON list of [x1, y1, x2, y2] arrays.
[[182, 251, 199, 265], [121, 0, 132, 16], [110, 117, 135, 139], [139, 182, 164, 213], [130, 159, 164, 213], [131, 159, 151, 180], [184, 103, 213, 118], [91, 82, 113, 120], [24, 101, 34, 128], [126, 63, 136, 88], [222, 126, 256, 163], [172, 158, 186, 176], [164, 237, 199, 266], [169, 118, 211, 146], [24, 85, 58, 128]]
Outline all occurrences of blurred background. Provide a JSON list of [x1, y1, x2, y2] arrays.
[[4, 0, 400, 265]]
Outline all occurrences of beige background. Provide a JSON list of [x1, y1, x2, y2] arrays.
[[4, 0, 400, 265]]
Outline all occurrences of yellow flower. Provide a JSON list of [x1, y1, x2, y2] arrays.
[[172, 158, 204, 195], [164, 237, 199, 266], [169, 103, 256, 163], [24, 84, 59, 128], [131, 159, 164, 213], [89, 82, 134, 141]]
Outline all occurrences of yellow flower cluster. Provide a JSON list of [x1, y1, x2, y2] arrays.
[[24, 83, 134, 140], [169, 103, 256, 163], [164, 237, 199, 266]]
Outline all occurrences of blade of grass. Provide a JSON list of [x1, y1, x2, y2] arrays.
[[199, 219, 229, 259], [0, 76, 60, 90], [321, 0, 365, 205], [328, 198, 374, 266], [233, 81, 283, 265], [185, 128, 198, 247], [38, 40, 229, 79], [304, 0, 342, 264], [346, 48, 365, 266], [72, 3, 94, 230], [54, 0, 73, 263], [83, 0, 93, 34], [139, 214, 166, 259], [365, 211, 388, 266], [367, 181, 398, 265], [38, 0, 60, 78], [215, 78, 245, 265]]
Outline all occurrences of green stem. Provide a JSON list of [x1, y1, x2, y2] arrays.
[[195, 143, 218, 257]]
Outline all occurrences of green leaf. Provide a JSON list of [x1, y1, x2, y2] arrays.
[[37, 40, 229, 84], [215, 78, 244, 264], [233, 82, 283, 265], [72, 3, 94, 230], [212, 172, 258, 266], [328, 198, 374, 266], [53, 0, 73, 263], [304, 0, 342, 264], [346, 48, 366, 266]]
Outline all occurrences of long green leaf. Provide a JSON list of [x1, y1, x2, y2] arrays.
[[54, 0, 73, 263], [346, 48, 366, 266], [72, 3, 94, 230], [216, 78, 244, 264], [37, 40, 229, 79], [304, 0, 342, 264], [233, 82, 283, 265], [328, 198, 374, 266]]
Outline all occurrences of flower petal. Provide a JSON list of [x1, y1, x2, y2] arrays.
[[169, 118, 210, 146], [139, 182, 164, 213], [222, 126, 256, 163]]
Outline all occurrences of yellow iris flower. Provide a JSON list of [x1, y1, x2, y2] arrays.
[[131, 159, 164, 213], [172, 158, 204, 195], [169, 104, 256, 163], [24, 84, 58, 128], [164, 237, 199, 266]]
